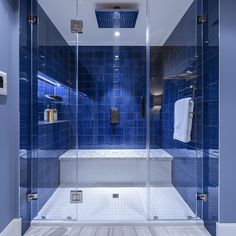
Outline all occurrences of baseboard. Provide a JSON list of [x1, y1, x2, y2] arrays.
[[0, 219, 21, 236], [217, 223, 236, 236]]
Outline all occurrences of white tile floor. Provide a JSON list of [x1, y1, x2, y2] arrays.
[[24, 225, 211, 236], [34, 186, 196, 221]]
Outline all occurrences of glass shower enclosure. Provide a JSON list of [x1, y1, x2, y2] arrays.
[[20, 0, 204, 228]]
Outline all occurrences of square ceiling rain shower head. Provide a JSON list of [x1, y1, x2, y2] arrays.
[[95, 8, 139, 28]]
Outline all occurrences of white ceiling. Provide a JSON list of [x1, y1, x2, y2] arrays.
[[38, 0, 194, 46]]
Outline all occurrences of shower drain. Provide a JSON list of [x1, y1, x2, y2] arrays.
[[113, 193, 119, 198]]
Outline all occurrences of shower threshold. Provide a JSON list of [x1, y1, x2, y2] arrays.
[[32, 186, 202, 225]]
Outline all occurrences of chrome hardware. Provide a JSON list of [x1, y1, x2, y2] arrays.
[[71, 20, 83, 33], [110, 108, 119, 124], [27, 193, 38, 202], [28, 16, 37, 25], [113, 194, 119, 198], [153, 216, 158, 220], [70, 190, 83, 203], [197, 193, 208, 202], [197, 16, 207, 24]]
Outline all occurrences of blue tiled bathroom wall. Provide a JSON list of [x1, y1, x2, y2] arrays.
[[150, 47, 163, 148], [76, 46, 162, 149], [76, 46, 146, 149], [20, 1, 76, 233], [158, 0, 219, 235]]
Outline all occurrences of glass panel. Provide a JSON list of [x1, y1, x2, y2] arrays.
[[19, 0, 34, 232], [148, 0, 204, 221], [202, 0, 219, 234], [76, 0, 148, 221], [30, 0, 79, 221], [19, 0, 207, 226]]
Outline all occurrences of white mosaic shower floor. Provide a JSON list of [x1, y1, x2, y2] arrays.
[[34, 186, 196, 221]]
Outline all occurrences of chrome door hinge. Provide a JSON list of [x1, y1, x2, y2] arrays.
[[28, 16, 38, 25], [197, 193, 208, 202], [71, 20, 83, 33], [197, 16, 207, 24], [28, 193, 38, 202]]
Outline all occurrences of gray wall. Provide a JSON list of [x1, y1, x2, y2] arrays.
[[219, 0, 236, 223], [0, 0, 19, 232]]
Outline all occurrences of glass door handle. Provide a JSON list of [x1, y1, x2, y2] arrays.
[[141, 96, 145, 119]]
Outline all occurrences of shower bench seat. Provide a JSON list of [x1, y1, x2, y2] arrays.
[[59, 149, 173, 186]]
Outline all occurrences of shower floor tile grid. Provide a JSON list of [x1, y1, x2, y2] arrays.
[[34, 187, 196, 221]]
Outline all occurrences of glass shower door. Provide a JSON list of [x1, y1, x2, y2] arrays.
[[26, 0, 205, 224], [76, 0, 148, 221], [30, 0, 79, 221], [148, 0, 204, 221]]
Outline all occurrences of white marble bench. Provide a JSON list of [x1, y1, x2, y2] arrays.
[[59, 149, 173, 186]]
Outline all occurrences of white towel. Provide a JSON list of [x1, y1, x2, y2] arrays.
[[173, 97, 194, 143]]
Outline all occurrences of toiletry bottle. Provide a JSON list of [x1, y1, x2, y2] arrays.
[[53, 107, 58, 121], [44, 105, 50, 122], [49, 106, 54, 123]]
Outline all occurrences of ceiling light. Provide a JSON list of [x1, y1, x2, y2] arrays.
[[114, 31, 120, 37]]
